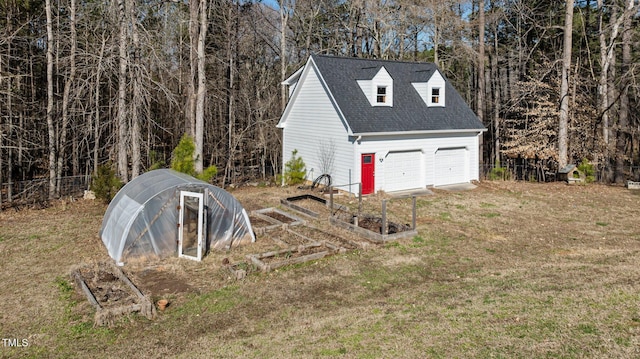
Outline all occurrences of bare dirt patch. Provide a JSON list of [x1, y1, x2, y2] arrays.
[[78, 264, 138, 308], [128, 266, 194, 297], [290, 225, 364, 250], [271, 228, 316, 246], [247, 215, 274, 228], [260, 210, 297, 224]]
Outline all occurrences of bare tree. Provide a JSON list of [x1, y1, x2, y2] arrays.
[[317, 139, 336, 176], [279, 0, 293, 112], [128, 0, 142, 178], [56, 0, 77, 191], [93, 35, 107, 175], [117, 0, 129, 182], [489, 1, 502, 167], [477, 0, 486, 126], [46, 0, 56, 198], [186, 0, 198, 139], [558, 0, 574, 169], [184, 0, 208, 173], [194, 0, 207, 173], [615, 0, 636, 183], [596, 0, 636, 178], [3, 0, 640, 200]]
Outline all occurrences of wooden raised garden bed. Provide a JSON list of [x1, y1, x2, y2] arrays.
[[329, 197, 418, 243], [288, 225, 368, 251], [330, 212, 417, 243], [270, 228, 319, 247], [248, 214, 282, 235], [72, 262, 156, 326], [247, 241, 341, 272], [280, 194, 329, 218], [251, 208, 305, 234]]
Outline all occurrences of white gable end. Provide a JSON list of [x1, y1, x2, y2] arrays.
[[279, 62, 355, 189], [412, 70, 446, 107], [357, 67, 393, 107]]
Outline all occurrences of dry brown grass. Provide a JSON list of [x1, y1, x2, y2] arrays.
[[1, 181, 640, 358]]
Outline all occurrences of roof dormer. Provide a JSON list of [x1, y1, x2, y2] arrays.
[[357, 67, 393, 107], [412, 70, 446, 107]]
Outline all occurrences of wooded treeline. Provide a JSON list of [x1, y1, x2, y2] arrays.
[[1, 0, 639, 200]]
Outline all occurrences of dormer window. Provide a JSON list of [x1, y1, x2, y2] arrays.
[[412, 70, 446, 107], [377, 86, 387, 103], [357, 66, 393, 107], [431, 88, 440, 104]]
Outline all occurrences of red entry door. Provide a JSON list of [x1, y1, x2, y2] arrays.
[[361, 153, 375, 195]]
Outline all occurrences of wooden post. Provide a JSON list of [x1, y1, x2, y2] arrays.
[[412, 196, 416, 230], [358, 183, 362, 217], [382, 199, 387, 235], [329, 186, 334, 215]]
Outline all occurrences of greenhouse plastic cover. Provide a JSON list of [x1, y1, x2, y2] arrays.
[[99, 169, 255, 264]]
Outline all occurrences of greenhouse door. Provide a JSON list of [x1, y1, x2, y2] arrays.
[[178, 191, 204, 261]]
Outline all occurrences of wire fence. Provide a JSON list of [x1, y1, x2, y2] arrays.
[[1, 175, 91, 210], [480, 161, 640, 183], [2, 161, 638, 210]]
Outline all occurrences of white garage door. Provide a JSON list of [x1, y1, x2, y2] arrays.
[[384, 151, 423, 192], [434, 148, 468, 186]]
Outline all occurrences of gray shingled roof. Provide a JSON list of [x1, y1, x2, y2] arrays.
[[310, 54, 485, 134]]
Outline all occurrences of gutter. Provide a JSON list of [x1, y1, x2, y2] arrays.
[[353, 128, 487, 137]]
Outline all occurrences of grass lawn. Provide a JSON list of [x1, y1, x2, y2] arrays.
[[1, 181, 640, 358]]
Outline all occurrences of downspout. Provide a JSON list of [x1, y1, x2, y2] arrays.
[[353, 136, 362, 194], [281, 131, 286, 186], [478, 131, 484, 180]]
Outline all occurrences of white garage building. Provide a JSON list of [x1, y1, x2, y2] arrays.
[[277, 55, 486, 195]]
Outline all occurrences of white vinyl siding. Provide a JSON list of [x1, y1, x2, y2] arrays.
[[281, 65, 354, 187], [356, 132, 480, 192]]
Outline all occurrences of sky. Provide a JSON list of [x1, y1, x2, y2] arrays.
[[257, 0, 279, 9]]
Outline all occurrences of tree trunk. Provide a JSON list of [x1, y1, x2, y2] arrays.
[[598, 0, 630, 172], [597, 0, 610, 151], [186, 0, 198, 138], [57, 0, 77, 191], [223, 3, 237, 187], [1, 21, 8, 205], [117, 0, 129, 183], [194, 0, 207, 174], [46, 0, 57, 199], [1, 44, 5, 206], [477, 0, 486, 170], [94, 35, 106, 175], [492, 19, 500, 167], [433, 24, 439, 67], [279, 1, 291, 113], [558, 0, 574, 169], [477, 0, 485, 125], [128, 0, 141, 179], [615, 0, 634, 183]]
